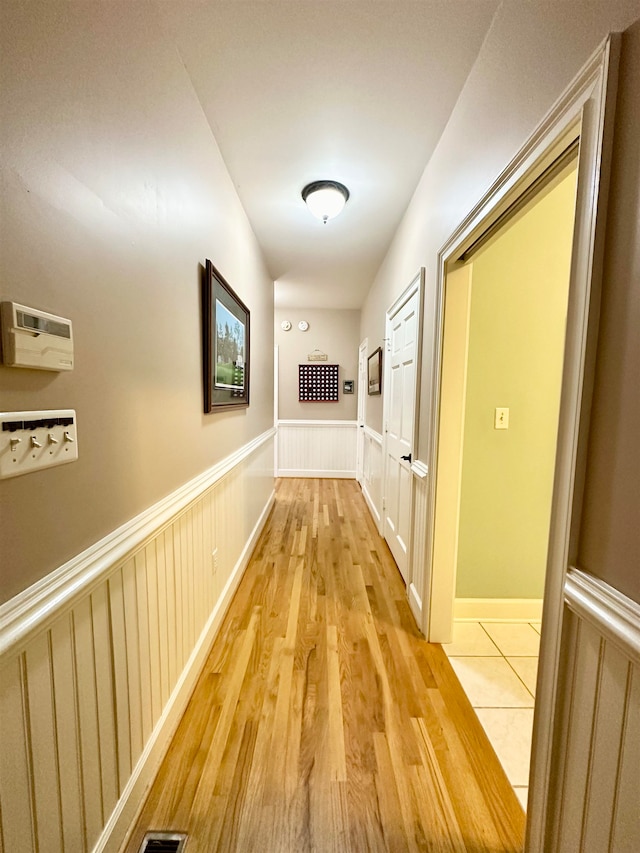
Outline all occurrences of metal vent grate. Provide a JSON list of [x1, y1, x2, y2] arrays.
[[138, 831, 187, 853]]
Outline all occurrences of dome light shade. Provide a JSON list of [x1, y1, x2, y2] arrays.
[[302, 180, 350, 224]]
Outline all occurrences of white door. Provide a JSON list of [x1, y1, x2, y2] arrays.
[[383, 276, 422, 582], [356, 339, 367, 484]]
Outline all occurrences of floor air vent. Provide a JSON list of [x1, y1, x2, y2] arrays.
[[138, 831, 187, 853]]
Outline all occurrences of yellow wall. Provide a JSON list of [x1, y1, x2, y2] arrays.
[[456, 166, 577, 598]]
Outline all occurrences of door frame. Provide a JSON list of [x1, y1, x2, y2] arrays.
[[381, 268, 425, 583], [274, 344, 279, 475], [356, 338, 368, 485], [422, 36, 620, 851]]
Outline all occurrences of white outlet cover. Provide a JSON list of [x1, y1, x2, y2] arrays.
[[494, 407, 509, 429]]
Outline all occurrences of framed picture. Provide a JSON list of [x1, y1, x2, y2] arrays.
[[368, 347, 382, 395], [343, 379, 354, 394], [299, 363, 339, 401], [203, 259, 250, 412]]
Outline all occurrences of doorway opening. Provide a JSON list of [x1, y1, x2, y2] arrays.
[[435, 154, 579, 809]]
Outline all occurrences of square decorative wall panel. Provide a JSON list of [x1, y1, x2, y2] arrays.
[[299, 364, 339, 402]]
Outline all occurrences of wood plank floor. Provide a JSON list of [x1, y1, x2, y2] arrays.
[[124, 478, 525, 852]]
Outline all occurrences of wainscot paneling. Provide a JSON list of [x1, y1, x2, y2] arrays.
[[277, 419, 357, 478], [546, 567, 640, 852], [0, 429, 276, 853], [361, 426, 383, 528], [408, 461, 429, 628]]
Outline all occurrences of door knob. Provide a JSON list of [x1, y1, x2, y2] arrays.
[[401, 453, 412, 462]]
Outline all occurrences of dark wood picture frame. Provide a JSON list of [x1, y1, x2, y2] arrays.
[[203, 259, 250, 412], [368, 347, 382, 395]]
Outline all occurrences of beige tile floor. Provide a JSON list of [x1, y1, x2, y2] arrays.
[[443, 620, 541, 811]]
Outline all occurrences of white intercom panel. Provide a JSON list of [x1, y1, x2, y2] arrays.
[[0, 301, 74, 371], [0, 410, 78, 479]]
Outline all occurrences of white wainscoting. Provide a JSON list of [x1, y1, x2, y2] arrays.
[[361, 426, 383, 529], [277, 420, 357, 478], [545, 567, 640, 852], [0, 429, 276, 853], [408, 461, 429, 627]]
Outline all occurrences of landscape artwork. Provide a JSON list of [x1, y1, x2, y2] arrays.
[[203, 259, 250, 412]]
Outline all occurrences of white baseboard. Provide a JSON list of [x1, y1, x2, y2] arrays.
[[408, 582, 423, 625], [278, 468, 355, 479], [454, 597, 544, 622], [362, 481, 381, 526], [97, 490, 275, 853]]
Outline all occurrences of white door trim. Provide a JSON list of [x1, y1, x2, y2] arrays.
[[356, 338, 368, 485], [274, 344, 279, 475], [421, 35, 620, 852], [381, 269, 425, 581]]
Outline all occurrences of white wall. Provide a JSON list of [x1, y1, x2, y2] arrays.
[[360, 0, 640, 447], [0, 1, 275, 603]]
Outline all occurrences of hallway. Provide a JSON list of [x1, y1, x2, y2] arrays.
[[125, 479, 524, 852]]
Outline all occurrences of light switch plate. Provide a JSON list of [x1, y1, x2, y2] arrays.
[[494, 407, 509, 429], [0, 410, 78, 479]]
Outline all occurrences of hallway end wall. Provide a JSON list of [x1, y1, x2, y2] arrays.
[[275, 308, 360, 421]]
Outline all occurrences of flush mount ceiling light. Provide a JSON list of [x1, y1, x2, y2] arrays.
[[301, 180, 350, 224]]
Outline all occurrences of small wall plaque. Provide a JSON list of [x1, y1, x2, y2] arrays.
[[308, 348, 328, 362]]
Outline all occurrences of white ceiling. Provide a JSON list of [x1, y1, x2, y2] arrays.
[[157, 1, 500, 309]]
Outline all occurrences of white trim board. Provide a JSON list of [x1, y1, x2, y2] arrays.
[[278, 469, 355, 479], [277, 419, 358, 427], [363, 425, 383, 444], [0, 427, 276, 657], [565, 566, 640, 665], [454, 598, 544, 622], [361, 426, 384, 531]]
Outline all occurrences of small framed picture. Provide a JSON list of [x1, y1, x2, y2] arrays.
[[368, 347, 382, 395], [343, 379, 354, 394]]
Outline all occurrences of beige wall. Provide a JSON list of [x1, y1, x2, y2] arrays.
[[456, 168, 577, 599], [578, 18, 640, 603], [275, 308, 360, 420], [359, 1, 640, 603], [0, 2, 274, 603]]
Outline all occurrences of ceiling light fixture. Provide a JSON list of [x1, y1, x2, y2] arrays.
[[301, 180, 350, 224]]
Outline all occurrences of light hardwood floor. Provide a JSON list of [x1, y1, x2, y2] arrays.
[[123, 478, 525, 852]]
